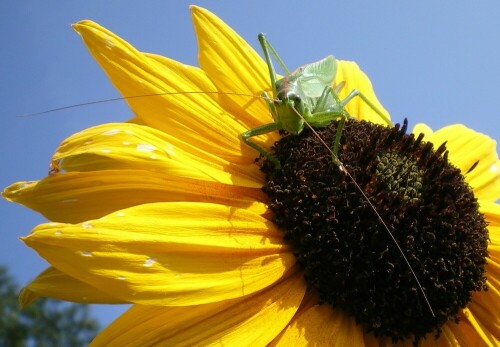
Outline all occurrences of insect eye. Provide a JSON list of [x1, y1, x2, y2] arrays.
[[294, 95, 301, 103]]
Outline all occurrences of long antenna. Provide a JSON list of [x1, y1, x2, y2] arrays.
[[16, 91, 270, 118], [295, 108, 435, 318]]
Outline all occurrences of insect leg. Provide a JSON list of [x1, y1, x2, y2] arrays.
[[338, 89, 392, 126], [261, 91, 278, 120], [241, 122, 282, 168], [318, 87, 391, 160], [333, 81, 345, 94], [258, 33, 291, 83], [331, 117, 346, 164], [258, 34, 279, 97], [306, 86, 349, 123], [312, 86, 334, 114], [304, 106, 348, 163]]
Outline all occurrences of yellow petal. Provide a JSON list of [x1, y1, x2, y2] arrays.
[[489, 222, 500, 260], [469, 283, 500, 345], [453, 307, 500, 346], [335, 60, 391, 125], [192, 6, 274, 131], [488, 255, 500, 278], [51, 123, 264, 188], [3, 170, 264, 223], [432, 325, 466, 347], [412, 123, 434, 138], [425, 124, 500, 201], [270, 304, 365, 346], [19, 266, 126, 307], [482, 257, 500, 283], [441, 315, 489, 347], [22, 202, 295, 306], [72, 20, 257, 163], [480, 201, 500, 263], [91, 273, 305, 347], [481, 201, 500, 226], [365, 313, 498, 347], [489, 235, 500, 262]]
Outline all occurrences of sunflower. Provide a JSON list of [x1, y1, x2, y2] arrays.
[[4, 5, 500, 346]]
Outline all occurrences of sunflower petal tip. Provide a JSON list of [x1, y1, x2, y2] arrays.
[[71, 22, 85, 36], [19, 287, 37, 309], [72, 20, 99, 35], [190, 5, 215, 22], [189, 5, 208, 14]]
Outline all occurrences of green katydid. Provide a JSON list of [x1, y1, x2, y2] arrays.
[[242, 33, 391, 168]]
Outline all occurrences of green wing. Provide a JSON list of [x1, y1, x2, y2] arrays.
[[297, 55, 337, 98]]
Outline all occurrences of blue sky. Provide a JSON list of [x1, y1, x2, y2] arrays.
[[1, 1, 500, 329]]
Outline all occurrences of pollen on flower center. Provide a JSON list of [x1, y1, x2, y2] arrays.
[[261, 119, 489, 343], [375, 151, 424, 203]]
